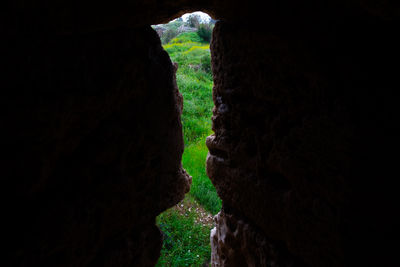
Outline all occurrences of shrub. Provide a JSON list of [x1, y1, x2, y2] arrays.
[[161, 28, 179, 44], [197, 23, 213, 43]]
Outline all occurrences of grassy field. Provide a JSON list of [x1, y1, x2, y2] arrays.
[[156, 31, 222, 266], [163, 32, 221, 213], [156, 196, 213, 267]]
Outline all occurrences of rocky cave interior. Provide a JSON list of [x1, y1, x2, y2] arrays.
[[2, 1, 399, 266]]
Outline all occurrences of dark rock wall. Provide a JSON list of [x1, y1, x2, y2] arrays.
[[1, 27, 190, 266], [207, 14, 399, 267], [2, 1, 399, 266]]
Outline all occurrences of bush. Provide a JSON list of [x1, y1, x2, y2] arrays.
[[161, 28, 179, 44], [197, 23, 213, 43]]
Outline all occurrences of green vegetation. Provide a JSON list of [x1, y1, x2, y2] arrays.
[[165, 36, 213, 145], [154, 14, 221, 266], [183, 140, 220, 215], [166, 32, 220, 212], [187, 14, 201, 28], [169, 32, 204, 44], [196, 24, 213, 43], [153, 14, 215, 44], [156, 196, 213, 267]]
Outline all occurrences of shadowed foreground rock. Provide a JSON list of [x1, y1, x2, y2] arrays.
[[211, 210, 308, 267], [1, 27, 190, 266], [207, 18, 399, 267]]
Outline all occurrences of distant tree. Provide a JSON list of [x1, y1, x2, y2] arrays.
[[187, 14, 201, 28]]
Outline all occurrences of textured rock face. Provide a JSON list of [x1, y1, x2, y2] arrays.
[[207, 21, 348, 266], [207, 18, 400, 267], [2, 1, 400, 267], [211, 210, 307, 267], [1, 27, 190, 266]]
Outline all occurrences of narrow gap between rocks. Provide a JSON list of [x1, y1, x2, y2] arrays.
[[152, 11, 221, 266]]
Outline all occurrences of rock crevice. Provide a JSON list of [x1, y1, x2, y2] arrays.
[[2, 1, 399, 266]]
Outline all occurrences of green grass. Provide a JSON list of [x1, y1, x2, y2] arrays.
[[156, 31, 221, 266], [169, 32, 205, 44], [183, 139, 221, 215], [168, 33, 214, 146], [169, 33, 221, 212], [156, 197, 212, 267]]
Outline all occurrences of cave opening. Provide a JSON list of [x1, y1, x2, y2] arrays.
[[3, 2, 397, 266], [152, 11, 221, 266]]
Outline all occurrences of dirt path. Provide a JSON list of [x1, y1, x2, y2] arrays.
[[174, 195, 214, 227]]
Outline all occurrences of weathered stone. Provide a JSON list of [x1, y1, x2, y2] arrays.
[[207, 18, 400, 267], [211, 210, 307, 267], [1, 26, 190, 266], [2, 1, 400, 266]]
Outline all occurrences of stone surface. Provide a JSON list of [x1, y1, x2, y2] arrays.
[[207, 18, 400, 267], [211, 210, 307, 267], [1, 26, 190, 266], [2, 0, 400, 266]]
